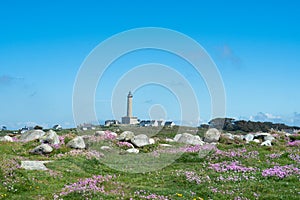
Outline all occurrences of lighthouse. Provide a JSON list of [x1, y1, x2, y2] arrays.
[[127, 91, 133, 117], [121, 91, 139, 125]]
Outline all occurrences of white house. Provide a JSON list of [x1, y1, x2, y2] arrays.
[[139, 120, 165, 127], [105, 120, 120, 126], [164, 121, 175, 127], [53, 124, 62, 130]]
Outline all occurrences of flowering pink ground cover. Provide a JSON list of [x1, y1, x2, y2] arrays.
[[0, 130, 299, 199]]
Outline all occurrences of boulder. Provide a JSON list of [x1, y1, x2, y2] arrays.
[[67, 136, 86, 149], [30, 144, 53, 154], [285, 132, 292, 137], [131, 134, 150, 147], [261, 140, 272, 146], [126, 148, 139, 154], [165, 138, 174, 142], [253, 139, 260, 143], [173, 134, 182, 142], [0, 135, 13, 142], [177, 133, 204, 145], [159, 144, 172, 147], [149, 138, 155, 144], [20, 130, 45, 142], [244, 134, 254, 142], [100, 146, 112, 151], [254, 132, 271, 140], [264, 135, 275, 142], [117, 131, 135, 141], [204, 128, 221, 143], [94, 131, 106, 137], [21, 161, 52, 170], [40, 130, 59, 145]]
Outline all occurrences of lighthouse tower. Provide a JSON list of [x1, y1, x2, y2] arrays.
[[127, 91, 133, 117], [121, 91, 139, 125]]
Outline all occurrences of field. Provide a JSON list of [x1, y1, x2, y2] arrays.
[[0, 126, 299, 200]]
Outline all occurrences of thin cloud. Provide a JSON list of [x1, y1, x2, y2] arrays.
[[250, 112, 300, 127], [0, 75, 24, 86], [143, 99, 153, 104], [215, 45, 243, 68]]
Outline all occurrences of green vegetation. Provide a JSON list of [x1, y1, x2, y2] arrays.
[[0, 127, 299, 200]]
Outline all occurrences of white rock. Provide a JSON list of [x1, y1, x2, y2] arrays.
[[100, 146, 112, 150], [254, 132, 271, 138], [67, 136, 86, 149], [117, 131, 135, 141], [95, 131, 106, 137], [244, 134, 254, 142], [285, 133, 292, 137], [131, 134, 150, 147], [173, 134, 182, 142], [204, 128, 221, 143], [149, 138, 155, 144], [20, 130, 45, 142], [165, 138, 174, 142], [253, 139, 260, 143], [177, 133, 204, 145], [40, 130, 59, 145], [264, 135, 275, 142], [0, 135, 13, 142], [261, 140, 272, 146], [30, 144, 53, 154], [21, 161, 52, 170], [126, 148, 139, 154], [159, 144, 172, 147]]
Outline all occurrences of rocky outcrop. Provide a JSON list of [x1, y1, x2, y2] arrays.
[[117, 131, 135, 141], [131, 134, 150, 147], [30, 144, 53, 154], [20, 130, 45, 142], [67, 136, 86, 149], [94, 131, 106, 137], [40, 130, 59, 145], [175, 133, 204, 145], [204, 128, 221, 143], [244, 134, 254, 143], [126, 148, 139, 154], [0, 135, 13, 142], [21, 161, 52, 170], [261, 140, 272, 146]]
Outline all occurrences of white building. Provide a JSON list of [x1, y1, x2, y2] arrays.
[[164, 121, 175, 127], [105, 120, 120, 126], [140, 120, 165, 127]]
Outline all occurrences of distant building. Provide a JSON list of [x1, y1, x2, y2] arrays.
[[53, 124, 62, 130], [20, 126, 34, 134], [77, 123, 96, 131], [140, 120, 158, 127], [157, 120, 165, 126], [121, 91, 139, 125], [140, 120, 165, 127], [164, 121, 175, 127], [1, 126, 7, 131], [105, 120, 120, 126]]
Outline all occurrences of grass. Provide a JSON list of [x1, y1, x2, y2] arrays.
[[0, 127, 299, 199]]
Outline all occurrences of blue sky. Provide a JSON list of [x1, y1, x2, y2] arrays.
[[1, 0, 300, 129]]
